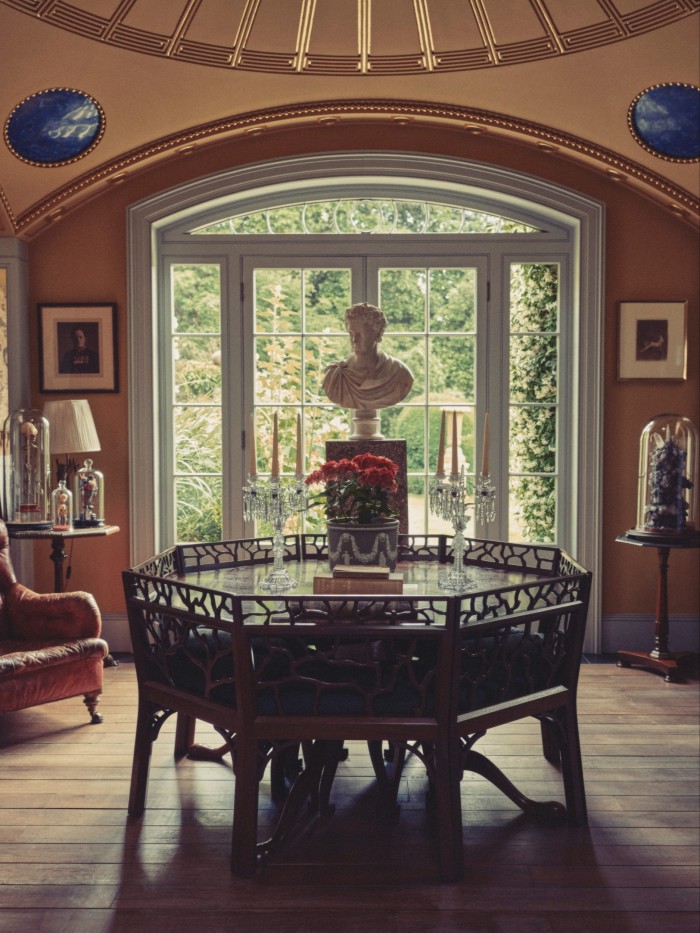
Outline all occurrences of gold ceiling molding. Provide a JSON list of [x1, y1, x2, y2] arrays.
[[8, 99, 700, 236], [2, 0, 698, 74], [0, 185, 13, 233]]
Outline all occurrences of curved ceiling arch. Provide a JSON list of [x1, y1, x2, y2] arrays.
[[9, 98, 699, 237]]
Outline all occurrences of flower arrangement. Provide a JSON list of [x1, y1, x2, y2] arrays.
[[305, 453, 399, 525]]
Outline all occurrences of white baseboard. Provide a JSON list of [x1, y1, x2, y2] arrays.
[[601, 614, 700, 655], [101, 612, 131, 654]]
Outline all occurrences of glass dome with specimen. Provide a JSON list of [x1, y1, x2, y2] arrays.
[[2, 408, 52, 529], [51, 479, 73, 531], [631, 413, 698, 540], [73, 458, 105, 527]]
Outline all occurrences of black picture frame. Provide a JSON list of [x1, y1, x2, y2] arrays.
[[38, 303, 118, 393], [617, 300, 688, 381]]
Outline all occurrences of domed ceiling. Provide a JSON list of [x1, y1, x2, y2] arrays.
[[0, 0, 698, 236]]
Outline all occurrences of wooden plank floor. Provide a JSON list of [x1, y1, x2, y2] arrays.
[[0, 661, 698, 933]]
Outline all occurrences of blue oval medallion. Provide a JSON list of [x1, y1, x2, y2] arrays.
[[629, 83, 700, 162], [4, 88, 105, 166]]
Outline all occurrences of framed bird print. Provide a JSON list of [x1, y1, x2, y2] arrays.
[[617, 301, 687, 381]]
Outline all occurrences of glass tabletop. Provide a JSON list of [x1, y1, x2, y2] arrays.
[[172, 556, 542, 599]]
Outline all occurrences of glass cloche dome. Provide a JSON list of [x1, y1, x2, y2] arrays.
[[631, 413, 698, 540]]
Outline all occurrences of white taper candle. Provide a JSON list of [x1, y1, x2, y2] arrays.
[[437, 410, 446, 474], [271, 412, 279, 477], [481, 411, 490, 475], [296, 412, 302, 474], [451, 410, 459, 475], [248, 413, 257, 476]]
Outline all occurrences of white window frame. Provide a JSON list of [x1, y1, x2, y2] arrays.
[[128, 153, 604, 651], [0, 238, 31, 580]]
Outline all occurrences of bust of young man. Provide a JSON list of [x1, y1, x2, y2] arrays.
[[322, 303, 414, 411]]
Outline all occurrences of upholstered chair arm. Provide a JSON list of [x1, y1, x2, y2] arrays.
[[6, 583, 102, 641]]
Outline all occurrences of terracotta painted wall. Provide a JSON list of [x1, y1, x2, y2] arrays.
[[19, 122, 700, 635]]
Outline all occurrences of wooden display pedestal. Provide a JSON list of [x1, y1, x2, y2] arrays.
[[615, 532, 700, 683]]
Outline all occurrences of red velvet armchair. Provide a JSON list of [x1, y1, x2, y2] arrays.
[[0, 519, 108, 723]]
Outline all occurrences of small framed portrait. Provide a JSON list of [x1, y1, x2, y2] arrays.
[[617, 301, 688, 381], [38, 303, 118, 393]]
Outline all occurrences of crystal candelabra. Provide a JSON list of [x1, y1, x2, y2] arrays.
[[429, 467, 496, 591], [242, 474, 308, 591]]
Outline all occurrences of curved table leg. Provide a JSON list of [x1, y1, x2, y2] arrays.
[[463, 747, 566, 819], [187, 742, 230, 761]]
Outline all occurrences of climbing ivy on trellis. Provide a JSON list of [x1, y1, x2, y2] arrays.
[[509, 262, 558, 543]]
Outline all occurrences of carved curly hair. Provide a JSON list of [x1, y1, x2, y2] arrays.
[[344, 302, 387, 339]]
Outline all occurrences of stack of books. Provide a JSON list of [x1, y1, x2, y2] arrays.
[[313, 564, 404, 594]]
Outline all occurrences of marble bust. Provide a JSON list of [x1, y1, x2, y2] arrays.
[[322, 303, 414, 412]]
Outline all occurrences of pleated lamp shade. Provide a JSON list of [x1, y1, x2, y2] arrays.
[[43, 399, 101, 455]]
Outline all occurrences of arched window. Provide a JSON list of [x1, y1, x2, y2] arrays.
[[190, 198, 539, 235], [129, 153, 603, 648]]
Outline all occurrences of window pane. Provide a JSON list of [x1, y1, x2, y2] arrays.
[[425, 204, 464, 233], [174, 336, 222, 403], [251, 407, 276, 474], [251, 407, 312, 479], [303, 202, 339, 234], [254, 269, 302, 332], [429, 268, 476, 332], [172, 264, 220, 332], [433, 407, 476, 474], [192, 199, 540, 236], [305, 334, 348, 403], [234, 213, 268, 234], [509, 406, 556, 474], [509, 475, 556, 544], [378, 268, 426, 331], [335, 199, 395, 234], [255, 335, 302, 403], [508, 262, 559, 544], [171, 264, 222, 544], [429, 335, 475, 401], [509, 334, 558, 403], [174, 405, 222, 473], [394, 407, 426, 472], [253, 406, 302, 477], [176, 475, 222, 542], [510, 263, 558, 332], [382, 334, 425, 400], [305, 404, 351, 466], [407, 476, 428, 532], [268, 204, 305, 234], [304, 269, 352, 331]]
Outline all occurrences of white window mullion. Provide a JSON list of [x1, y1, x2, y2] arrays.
[[158, 258, 176, 549], [221, 256, 240, 540]]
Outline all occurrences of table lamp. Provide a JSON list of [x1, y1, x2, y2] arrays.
[[43, 399, 101, 485], [43, 399, 105, 527]]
